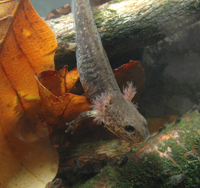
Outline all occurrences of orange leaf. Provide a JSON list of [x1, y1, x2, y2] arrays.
[[0, 0, 58, 187], [37, 67, 91, 142], [65, 67, 79, 92], [66, 67, 84, 95]]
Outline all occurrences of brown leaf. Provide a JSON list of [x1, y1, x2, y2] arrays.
[[0, 0, 58, 187], [114, 60, 146, 103]]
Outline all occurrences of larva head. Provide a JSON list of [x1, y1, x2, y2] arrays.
[[92, 91, 149, 143], [106, 96, 149, 143]]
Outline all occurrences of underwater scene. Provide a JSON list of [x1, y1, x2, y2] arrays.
[[0, 0, 200, 187]]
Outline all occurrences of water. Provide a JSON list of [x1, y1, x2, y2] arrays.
[[30, 0, 71, 17]]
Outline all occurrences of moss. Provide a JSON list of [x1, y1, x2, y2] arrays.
[[71, 165, 116, 188], [180, 111, 200, 151], [184, 161, 200, 187], [58, 32, 76, 43], [168, 138, 187, 161], [105, 166, 115, 177], [187, 1, 200, 11], [194, 138, 200, 154], [157, 141, 168, 153], [72, 182, 94, 188], [113, 152, 179, 188]]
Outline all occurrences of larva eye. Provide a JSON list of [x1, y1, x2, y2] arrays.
[[124, 125, 135, 133]]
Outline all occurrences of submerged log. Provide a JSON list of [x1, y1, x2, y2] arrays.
[[45, 0, 200, 70], [46, 108, 200, 187]]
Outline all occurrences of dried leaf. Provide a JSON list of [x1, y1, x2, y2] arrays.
[[0, 0, 58, 187]]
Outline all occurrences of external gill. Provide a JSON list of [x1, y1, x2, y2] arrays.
[[66, 84, 137, 134], [65, 110, 98, 134], [65, 90, 116, 134]]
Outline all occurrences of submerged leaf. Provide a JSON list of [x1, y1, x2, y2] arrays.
[[0, 0, 59, 187], [37, 68, 91, 143]]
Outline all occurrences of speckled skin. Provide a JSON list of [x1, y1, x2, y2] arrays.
[[72, 0, 149, 143]]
